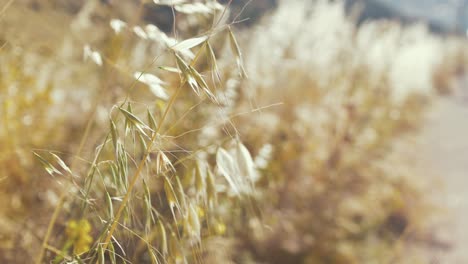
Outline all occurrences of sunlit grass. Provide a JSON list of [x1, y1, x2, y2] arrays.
[[0, 0, 466, 263]]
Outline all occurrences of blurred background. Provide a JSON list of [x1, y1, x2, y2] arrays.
[[0, 0, 467, 263], [347, 0, 468, 34]]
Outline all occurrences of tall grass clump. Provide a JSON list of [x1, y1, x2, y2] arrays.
[[207, 0, 468, 263], [25, 1, 265, 263], [0, 0, 467, 263]]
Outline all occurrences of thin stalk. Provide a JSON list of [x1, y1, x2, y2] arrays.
[[0, 0, 15, 19], [35, 105, 96, 264]]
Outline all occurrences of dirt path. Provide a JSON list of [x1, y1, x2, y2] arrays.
[[416, 94, 468, 263]]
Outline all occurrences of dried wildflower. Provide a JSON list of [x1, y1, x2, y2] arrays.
[[133, 26, 148, 40], [175, 3, 212, 15], [83, 45, 103, 66], [134, 71, 169, 100], [156, 151, 175, 174], [119, 107, 152, 138], [109, 19, 127, 34], [175, 53, 200, 95], [160, 33, 177, 47], [254, 143, 273, 169], [236, 141, 256, 183], [145, 24, 162, 41], [216, 147, 241, 195]]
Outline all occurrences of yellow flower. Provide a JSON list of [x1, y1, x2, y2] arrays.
[[65, 219, 93, 254]]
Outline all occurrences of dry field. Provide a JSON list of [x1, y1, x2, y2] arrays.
[[0, 0, 467, 263]]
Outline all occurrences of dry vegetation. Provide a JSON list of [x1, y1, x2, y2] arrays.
[[0, 0, 467, 263]]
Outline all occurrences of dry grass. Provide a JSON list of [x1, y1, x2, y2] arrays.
[[0, 0, 466, 263]]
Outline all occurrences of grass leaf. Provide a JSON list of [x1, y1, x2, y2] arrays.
[[50, 153, 73, 175], [33, 152, 63, 176], [228, 27, 247, 78], [172, 36, 208, 52]]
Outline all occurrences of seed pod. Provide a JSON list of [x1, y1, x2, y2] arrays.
[[195, 160, 206, 198], [206, 168, 217, 208], [106, 192, 114, 219], [163, 176, 177, 210], [157, 220, 168, 256], [110, 118, 119, 151], [228, 27, 247, 78], [205, 41, 221, 82], [147, 109, 158, 131]]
